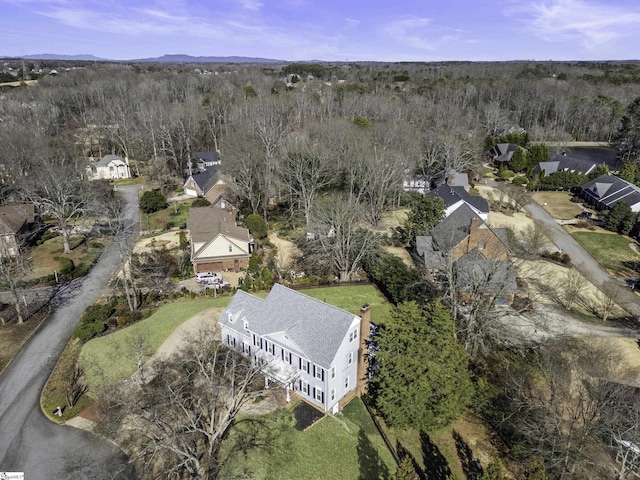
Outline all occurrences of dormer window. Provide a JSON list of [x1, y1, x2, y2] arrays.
[[243, 320, 249, 331], [227, 312, 233, 323]]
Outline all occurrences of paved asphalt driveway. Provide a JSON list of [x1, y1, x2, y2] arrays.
[[524, 201, 640, 319], [0, 186, 139, 479]]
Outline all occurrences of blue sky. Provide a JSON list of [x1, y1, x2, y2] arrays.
[[1, 0, 639, 61]]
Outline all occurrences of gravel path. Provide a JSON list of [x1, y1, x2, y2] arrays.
[[0, 186, 139, 480]]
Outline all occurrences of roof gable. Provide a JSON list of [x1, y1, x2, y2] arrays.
[[221, 284, 359, 368]]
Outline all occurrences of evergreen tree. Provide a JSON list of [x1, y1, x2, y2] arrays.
[[394, 455, 418, 480], [588, 163, 609, 180], [613, 96, 640, 162], [139, 189, 167, 214], [372, 301, 473, 431], [400, 196, 445, 244], [527, 143, 549, 166], [509, 148, 528, 173], [605, 201, 636, 235], [479, 458, 507, 480], [244, 213, 268, 239], [618, 162, 639, 184]]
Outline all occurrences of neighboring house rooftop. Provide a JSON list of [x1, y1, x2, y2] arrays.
[[221, 284, 358, 368], [186, 207, 250, 244], [194, 151, 220, 165], [431, 203, 483, 253], [427, 185, 489, 216], [534, 154, 597, 176], [455, 249, 518, 295], [94, 154, 126, 166], [490, 143, 526, 164], [581, 174, 640, 212], [0, 204, 35, 235]]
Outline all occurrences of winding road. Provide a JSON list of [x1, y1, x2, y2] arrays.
[[0, 186, 139, 479], [524, 201, 640, 319]]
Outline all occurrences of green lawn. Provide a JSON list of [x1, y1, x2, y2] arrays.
[[220, 397, 397, 480], [79, 297, 232, 389], [571, 231, 640, 275], [145, 199, 192, 231], [79, 284, 391, 390], [299, 284, 393, 326]]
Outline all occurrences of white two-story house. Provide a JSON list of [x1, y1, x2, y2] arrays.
[[219, 284, 370, 414]]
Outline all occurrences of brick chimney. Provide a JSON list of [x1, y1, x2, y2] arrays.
[[467, 217, 480, 252], [356, 304, 371, 396]]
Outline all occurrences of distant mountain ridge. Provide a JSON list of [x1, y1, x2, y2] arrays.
[[15, 53, 284, 63], [21, 54, 106, 61]]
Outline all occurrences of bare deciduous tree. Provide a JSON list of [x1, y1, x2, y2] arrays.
[[98, 326, 265, 480], [311, 194, 379, 282]]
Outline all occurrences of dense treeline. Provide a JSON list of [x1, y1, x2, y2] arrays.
[[1, 60, 638, 221]]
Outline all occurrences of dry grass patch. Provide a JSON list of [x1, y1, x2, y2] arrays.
[[487, 211, 535, 234], [531, 191, 584, 219], [30, 234, 89, 279], [383, 246, 414, 267]]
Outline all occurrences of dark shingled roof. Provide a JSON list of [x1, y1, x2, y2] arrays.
[[455, 249, 518, 294], [194, 151, 219, 164], [415, 235, 444, 268], [581, 174, 640, 210], [427, 185, 489, 214], [220, 284, 358, 368], [535, 154, 597, 176], [187, 165, 221, 194], [431, 204, 483, 252]]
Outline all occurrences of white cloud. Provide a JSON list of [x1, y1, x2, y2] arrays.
[[236, 0, 263, 10], [383, 16, 437, 51], [511, 0, 640, 50]]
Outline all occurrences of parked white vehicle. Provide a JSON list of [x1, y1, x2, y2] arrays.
[[202, 280, 230, 290], [195, 272, 222, 283]]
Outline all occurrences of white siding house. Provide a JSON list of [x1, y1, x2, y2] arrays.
[[86, 154, 131, 180], [219, 284, 369, 414]]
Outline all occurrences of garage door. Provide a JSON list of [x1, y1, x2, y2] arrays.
[[196, 262, 224, 273]]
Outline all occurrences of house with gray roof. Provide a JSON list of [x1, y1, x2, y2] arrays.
[[533, 153, 597, 177], [86, 154, 131, 180], [220, 284, 370, 414], [414, 204, 516, 305], [427, 185, 489, 221], [580, 174, 640, 212], [489, 143, 526, 166]]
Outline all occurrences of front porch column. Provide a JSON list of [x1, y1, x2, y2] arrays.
[[264, 376, 269, 389], [286, 384, 291, 403]]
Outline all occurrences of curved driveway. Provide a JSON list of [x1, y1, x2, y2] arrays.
[[0, 186, 139, 479], [525, 201, 640, 319]]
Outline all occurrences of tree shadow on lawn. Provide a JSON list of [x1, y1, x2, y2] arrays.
[[420, 431, 453, 480], [357, 429, 390, 480], [453, 430, 483, 480], [395, 432, 452, 480]]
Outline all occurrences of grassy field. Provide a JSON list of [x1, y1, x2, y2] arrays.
[[299, 284, 393, 326], [570, 230, 640, 275], [79, 297, 232, 389], [531, 191, 585, 219], [220, 397, 397, 480], [146, 199, 192, 230]]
